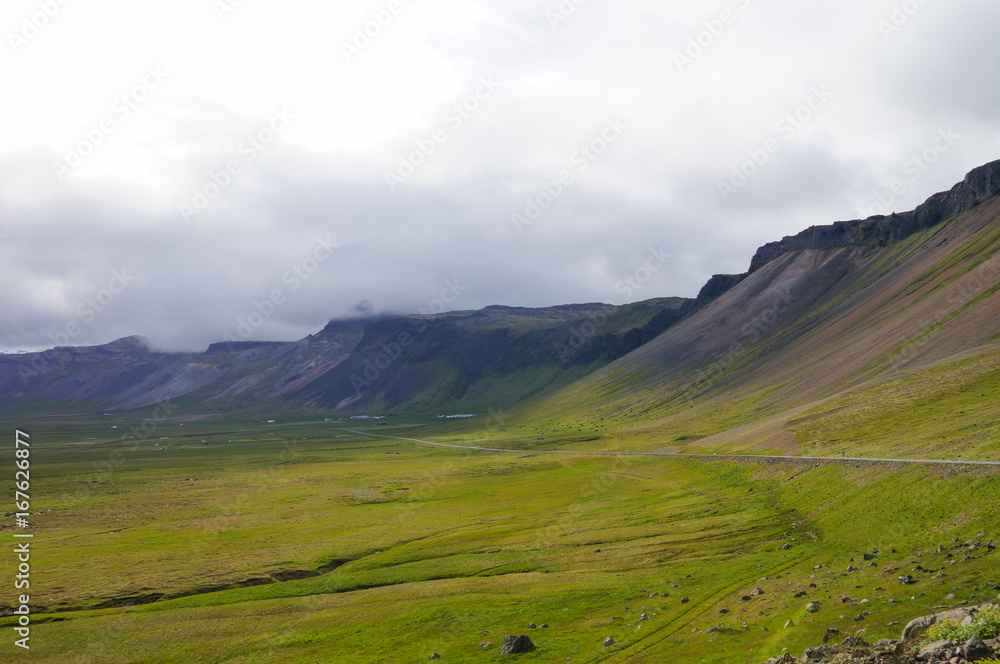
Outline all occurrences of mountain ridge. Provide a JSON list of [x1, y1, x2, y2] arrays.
[[3, 159, 1000, 417]]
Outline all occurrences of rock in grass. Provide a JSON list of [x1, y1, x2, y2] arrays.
[[681, 597, 690, 603], [901, 614, 937, 641], [822, 627, 839, 644], [500, 635, 534, 655], [806, 602, 820, 614], [429, 654, 440, 660], [603, 636, 616, 648]]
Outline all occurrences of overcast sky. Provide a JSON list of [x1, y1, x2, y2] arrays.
[[2, 0, 999, 352]]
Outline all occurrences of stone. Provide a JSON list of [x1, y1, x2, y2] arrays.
[[500, 635, 534, 655], [429, 655, 440, 660], [823, 627, 839, 644], [681, 597, 690, 603], [806, 602, 820, 614], [919, 639, 957, 661], [527, 623, 536, 629], [603, 637, 616, 648], [847, 565, 858, 572], [781, 543, 793, 550], [802, 645, 834, 661], [640, 614, 648, 621], [751, 588, 764, 596], [794, 591, 808, 598], [863, 553, 877, 561], [963, 635, 993, 661], [763, 656, 799, 664]]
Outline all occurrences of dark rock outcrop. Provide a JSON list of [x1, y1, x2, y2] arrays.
[[500, 635, 534, 655], [748, 160, 1000, 274]]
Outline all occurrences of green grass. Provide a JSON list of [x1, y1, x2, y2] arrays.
[[2, 415, 999, 663]]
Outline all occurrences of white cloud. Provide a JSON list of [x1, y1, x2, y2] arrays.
[[2, 0, 999, 351]]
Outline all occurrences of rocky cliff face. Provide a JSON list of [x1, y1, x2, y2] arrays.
[[748, 160, 1000, 274]]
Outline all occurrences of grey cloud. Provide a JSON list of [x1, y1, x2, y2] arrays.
[[2, 1, 999, 353]]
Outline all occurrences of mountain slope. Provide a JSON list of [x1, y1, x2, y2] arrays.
[[520, 160, 1000, 459], [0, 299, 690, 415], [3, 160, 1000, 429]]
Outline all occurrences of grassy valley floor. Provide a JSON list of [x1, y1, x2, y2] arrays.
[[2, 417, 998, 663]]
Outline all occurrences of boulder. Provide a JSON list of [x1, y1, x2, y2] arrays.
[[918, 639, 956, 661], [901, 615, 936, 641], [805, 602, 820, 614], [500, 635, 534, 655], [763, 655, 799, 664], [822, 627, 839, 644], [603, 636, 616, 648], [802, 645, 834, 661], [964, 635, 994, 661], [935, 606, 977, 623]]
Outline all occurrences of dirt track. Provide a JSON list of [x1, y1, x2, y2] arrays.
[[343, 429, 1000, 467]]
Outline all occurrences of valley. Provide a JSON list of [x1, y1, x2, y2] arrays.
[[3, 161, 1000, 662]]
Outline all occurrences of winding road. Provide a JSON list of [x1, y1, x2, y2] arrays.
[[343, 429, 1000, 467]]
